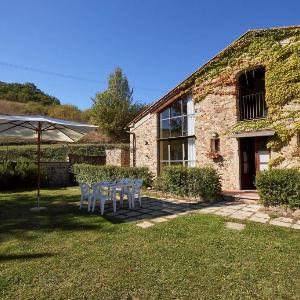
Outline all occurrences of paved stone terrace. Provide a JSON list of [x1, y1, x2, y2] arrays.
[[100, 196, 300, 230]]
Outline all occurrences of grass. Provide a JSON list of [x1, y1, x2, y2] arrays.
[[0, 188, 299, 299]]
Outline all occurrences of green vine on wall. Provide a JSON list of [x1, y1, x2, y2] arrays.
[[177, 27, 300, 165]]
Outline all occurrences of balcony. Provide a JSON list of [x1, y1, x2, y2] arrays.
[[239, 92, 267, 120]]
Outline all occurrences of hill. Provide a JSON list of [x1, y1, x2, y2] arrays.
[[0, 81, 113, 143], [0, 81, 60, 105]]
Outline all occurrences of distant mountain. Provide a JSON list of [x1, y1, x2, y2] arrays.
[[0, 81, 60, 106]]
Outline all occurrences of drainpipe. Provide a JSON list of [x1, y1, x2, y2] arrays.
[[126, 130, 136, 167]]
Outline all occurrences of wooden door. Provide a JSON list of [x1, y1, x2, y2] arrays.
[[240, 138, 256, 190]]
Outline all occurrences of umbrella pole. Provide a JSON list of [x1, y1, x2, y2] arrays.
[[37, 122, 41, 208]]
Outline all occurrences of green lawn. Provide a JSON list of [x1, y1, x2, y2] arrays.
[[0, 188, 299, 299]]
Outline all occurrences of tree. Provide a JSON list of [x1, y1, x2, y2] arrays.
[[47, 104, 87, 123], [0, 81, 60, 105], [92, 67, 147, 141]]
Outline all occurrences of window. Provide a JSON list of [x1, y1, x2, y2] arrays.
[[158, 96, 195, 169], [210, 137, 220, 153], [239, 67, 267, 120]]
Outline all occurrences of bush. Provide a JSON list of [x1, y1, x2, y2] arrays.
[[0, 161, 39, 190], [256, 168, 300, 210], [156, 165, 221, 201], [72, 164, 152, 187]]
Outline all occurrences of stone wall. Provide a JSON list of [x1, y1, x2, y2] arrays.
[[274, 134, 300, 169], [193, 86, 240, 190], [129, 79, 299, 191], [130, 113, 157, 175], [106, 148, 130, 167]]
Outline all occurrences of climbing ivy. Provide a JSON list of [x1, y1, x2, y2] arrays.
[[177, 27, 300, 165]]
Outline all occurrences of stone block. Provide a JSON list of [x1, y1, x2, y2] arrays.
[[136, 221, 154, 228], [151, 217, 168, 223], [225, 222, 245, 230], [230, 210, 254, 220]]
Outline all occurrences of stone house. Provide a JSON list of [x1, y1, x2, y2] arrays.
[[128, 26, 300, 191]]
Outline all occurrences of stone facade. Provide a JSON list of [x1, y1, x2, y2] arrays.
[[130, 113, 157, 175], [193, 86, 240, 189], [129, 79, 299, 190], [129, 27, 300, 190], [106, 148, 130, 167]]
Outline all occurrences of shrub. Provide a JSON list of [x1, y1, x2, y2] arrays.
[[157, 165, 221, 201], [256, 168, 300, 210], [72, 164, 152, 187], [0, 161, 39, 190]]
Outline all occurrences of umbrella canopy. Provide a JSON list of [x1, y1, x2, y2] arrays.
[[0, 115, 97, 142], [0, 115, 98, 209]]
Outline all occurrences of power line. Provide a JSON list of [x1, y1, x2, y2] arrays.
[[0, 61, 166, 93]]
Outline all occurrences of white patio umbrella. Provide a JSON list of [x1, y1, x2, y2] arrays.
[[0, 115, 98, 211]]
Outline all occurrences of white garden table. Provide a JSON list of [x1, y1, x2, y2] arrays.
[[100, 181, 134, 210]]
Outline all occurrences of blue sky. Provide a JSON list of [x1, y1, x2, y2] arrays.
[[0, 0, 299, 110]]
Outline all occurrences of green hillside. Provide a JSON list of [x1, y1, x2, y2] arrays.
[[0, 81, 60, 105]]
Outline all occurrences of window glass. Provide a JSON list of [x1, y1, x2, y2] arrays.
[[160, 119, 170, 138], [184, 139, 188, 161], [182, 98, 188, 115], [159, 140, 169, 161], [182, 116, 187, 136], [170, 139, 183, 161], [170, 100, 182, 117], [160, 108, 169, 120], [170, 117, 182, 137], [158, 96, 195, 171]]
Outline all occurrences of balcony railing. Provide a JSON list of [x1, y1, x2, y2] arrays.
[[239, 92, 267, 120]]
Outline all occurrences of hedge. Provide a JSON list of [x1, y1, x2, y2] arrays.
[[256, 168, 300, 210], [155, 165, 221, 201], [0, 143, 129, 162], [0, 161, 40, 190], [72, 164, 152, 187]]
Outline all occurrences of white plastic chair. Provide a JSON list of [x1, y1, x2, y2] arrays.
[[90, 182, 116, 215], [131, 179, 143, 207], [79, 183, 91, 210]]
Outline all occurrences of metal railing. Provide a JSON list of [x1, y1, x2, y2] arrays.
[[239, 92, 267, 120]]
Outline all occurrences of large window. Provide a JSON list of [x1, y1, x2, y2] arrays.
[[158, 96, 195, 169], [239, 67, 267, 120]]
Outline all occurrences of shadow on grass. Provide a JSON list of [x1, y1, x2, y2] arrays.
[[0, 252, 55, 262], [0, 189, 124, 242]]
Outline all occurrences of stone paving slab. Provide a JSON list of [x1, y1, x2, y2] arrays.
[[269, 217, 294, 228], [241, 206, 261, 213], [213, 210, 234, 217], [161, 208, 176, 214], [227, 204, 248, 209], [138, 208, 153, 213], [252, 212, 270, 219], [226, 222, 245, 231], [147, 210, 165, 217], [198, 206, 221, 213], [165, 214, 179, 219], [151, 217, 168, 223], [270, 219, 292, 228], [136, 221, 154, 228], [126, 211, 143, 217], [102, 195, 300, 230], [229, 210, 254, 220], [274, 217, 294, 223], [249, 215, 269, 224], [292, 224, 300, 230]]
